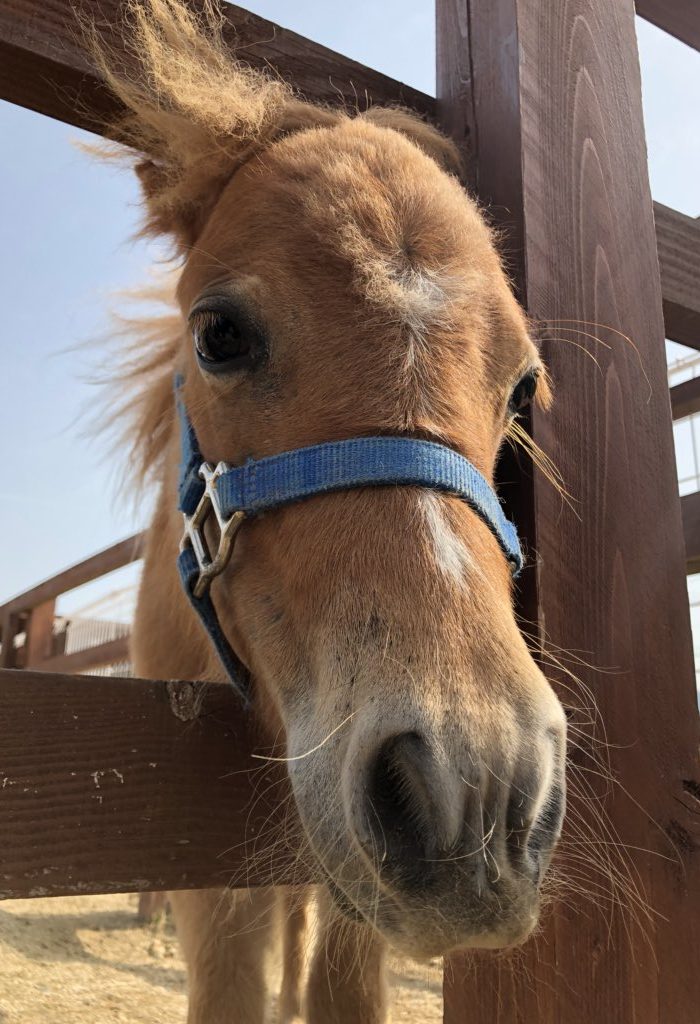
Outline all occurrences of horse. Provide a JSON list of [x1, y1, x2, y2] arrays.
[[93, 2, 567, 1020]]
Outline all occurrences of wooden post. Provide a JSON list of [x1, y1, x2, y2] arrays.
[[0, 612, 20, 668], [437, 2, 700, 1022], [23, 599, 56, 667]]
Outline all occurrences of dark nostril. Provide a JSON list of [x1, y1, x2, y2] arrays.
[[505, 791, 534, 866], [528, 784, 565, 853], [366, 732, 432, 868], [506, 782, 565, 880]]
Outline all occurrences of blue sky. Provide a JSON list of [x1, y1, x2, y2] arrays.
[[0, 5, 698, 610]]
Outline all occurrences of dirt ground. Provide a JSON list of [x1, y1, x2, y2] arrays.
[[0, 894, 442, 1023]]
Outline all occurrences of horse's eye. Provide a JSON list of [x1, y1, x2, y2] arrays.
[[191, 309, 251, 368], [509, 371, 538, 414]]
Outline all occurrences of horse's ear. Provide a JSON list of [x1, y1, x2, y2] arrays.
[[87, 0, 337, 249], [360, 108, 464, 178], [132, 158, 201, 243]]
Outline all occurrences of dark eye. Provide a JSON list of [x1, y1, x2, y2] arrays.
[[189, 297, 265, 373], [192, 310, 250, 366], [509, 371, 538, 414]]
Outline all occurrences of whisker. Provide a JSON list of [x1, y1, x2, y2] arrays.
[[251, 710, 358, 763]]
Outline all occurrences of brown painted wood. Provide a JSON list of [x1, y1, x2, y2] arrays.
[[23, 600, 56, 667], [0, 612, 21, 669], [654, 201, 700, 349], [0, 533, 145, 617], [438, 2, 700, 1022], [671, 376, 700, 421], [636, 0, 700, 52], [435, 0, 475, 190], [0, 0, 434, 135], [681, 491, 700, 574], [0, 668, 294, 899], [37, 635, 131, 674]]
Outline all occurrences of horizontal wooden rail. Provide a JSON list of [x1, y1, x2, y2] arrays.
[[636, 0, 700, 52], [670, 375, 700, 420], [38, 635, 131, 674], [0, 533, 145, 618], [654, 202, 700, 349], [0, 0, 433, 134], [682, 490, 700, 574], [0, 669, 293, 899]]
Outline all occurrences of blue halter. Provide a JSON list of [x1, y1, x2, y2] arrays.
[[175, 376, 522, 703]]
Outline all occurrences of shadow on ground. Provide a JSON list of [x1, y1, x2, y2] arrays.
[[0, 904, 185, 993]]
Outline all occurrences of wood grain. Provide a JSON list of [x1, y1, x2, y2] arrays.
[[438, 2, 700, 1022], [636, 0, 700, 52], [0, 0, 434, 135], [0, 669, 294, 898], [654, 201, 700, 349], [671, 376, 700, 421]]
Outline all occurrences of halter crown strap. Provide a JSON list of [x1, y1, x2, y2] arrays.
[[175, 376, 522, 700]]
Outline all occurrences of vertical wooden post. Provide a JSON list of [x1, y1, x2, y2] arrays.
[[24, 599, 56, 667], [437, 2, 700, 1022], [0, 611, 20, 668]]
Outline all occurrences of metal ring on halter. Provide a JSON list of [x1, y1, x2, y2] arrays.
[[179, 461, 246, 599]]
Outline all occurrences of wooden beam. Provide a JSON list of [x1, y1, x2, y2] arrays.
[[0, 668, 293, 899], [681, 490, 700, 574], [438, 2, 700, 1022], [23, 600, 56, 667], [37, 634, 131, 674], [0, 533, 145, 617], [636, 0, 700, 52], [670, 375, 700, 420], [0, 0, 434, 135], [654, 201, 700, 349]]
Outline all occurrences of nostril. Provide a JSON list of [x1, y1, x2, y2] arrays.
[[366, 732, 432, 867], [505, 791, 534, 866], [528, 784, 565, 855], [506, 782, 565, 881]]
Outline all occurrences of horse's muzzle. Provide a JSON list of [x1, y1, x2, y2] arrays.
[[328, 713, 566, 953], [354, 728, 563, 882]]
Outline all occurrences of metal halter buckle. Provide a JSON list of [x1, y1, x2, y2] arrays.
[[180, 462, 246, 599]]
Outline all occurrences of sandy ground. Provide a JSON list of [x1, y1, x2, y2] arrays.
[[0, 894, 442, 1023]]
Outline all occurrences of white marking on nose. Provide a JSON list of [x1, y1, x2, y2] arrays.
[[419, 492, 474, 584]]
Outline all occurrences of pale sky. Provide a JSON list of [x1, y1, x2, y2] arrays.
[[0, 6, 698, 613]]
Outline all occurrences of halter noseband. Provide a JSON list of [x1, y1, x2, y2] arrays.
[[175, 376, 522, 704]]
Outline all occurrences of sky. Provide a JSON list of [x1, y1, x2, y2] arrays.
[[0, 5, 698, 616]]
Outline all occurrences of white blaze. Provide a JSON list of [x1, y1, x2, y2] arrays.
[[419, 492, 474, 585]]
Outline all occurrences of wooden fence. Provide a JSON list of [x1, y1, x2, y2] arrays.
[[1, 2, 699, 1021], [0, 533, 144, 673]]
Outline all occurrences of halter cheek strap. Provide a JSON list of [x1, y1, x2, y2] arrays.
[[174, 376, 522, 704]]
